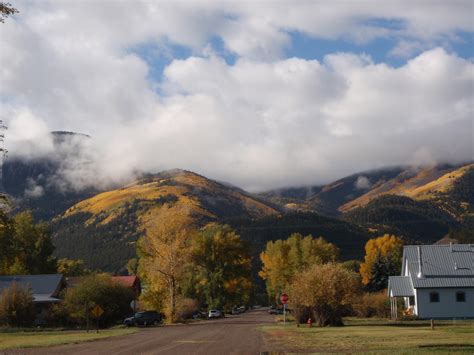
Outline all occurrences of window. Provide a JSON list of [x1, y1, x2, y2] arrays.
[[456, 291, 466, 302], [430, 292, 439, 303], [409, 296, 416, 306]]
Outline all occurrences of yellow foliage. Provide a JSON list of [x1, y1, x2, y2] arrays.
[[289, 263, 359, 326], [359, 234, 403, 285], [339, 164, 473, 212], [259, 233, 339, 301], [62, 170, 278, 227]]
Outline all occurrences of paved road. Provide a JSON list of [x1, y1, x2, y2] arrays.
[[10, 309, 279, 355]]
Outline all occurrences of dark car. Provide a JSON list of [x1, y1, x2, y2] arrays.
[[192, 311, 207, 319], [124, 311, 162, 327], [268, 306, 284, 315]]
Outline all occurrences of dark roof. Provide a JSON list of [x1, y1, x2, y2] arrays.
[[0, 274, 64, 298], [388, 276, 414, 297], [402, 244, 474, 288]]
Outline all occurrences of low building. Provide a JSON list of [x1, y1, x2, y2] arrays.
[[111, 276, 141, 298], [388, 244, 474, 319], [0, 274, 66, 323]]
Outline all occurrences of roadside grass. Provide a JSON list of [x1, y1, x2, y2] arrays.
[[261, 318, 474, 354], [0, 327, 137, 350]]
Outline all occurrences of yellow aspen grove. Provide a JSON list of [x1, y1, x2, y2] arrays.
[[359, 234, 403, 288]]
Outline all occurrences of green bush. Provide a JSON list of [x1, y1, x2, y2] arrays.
[[57, 274, 135, 327], [0, 282, 35, 327]]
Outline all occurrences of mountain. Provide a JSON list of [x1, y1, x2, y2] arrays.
[[260, 163, 473, 218], [51, 169, 377, 273], [52, 169, 281, 272], [1, 131, 98, 221], [258, 162, 473, 244], [338, 163, 474, 213], [7, 137, 471, 273], [343, 164, 474, 243], [260, 167, 406, 215]]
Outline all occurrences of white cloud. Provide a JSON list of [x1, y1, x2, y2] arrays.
[[355, 176, 372, 190], [24, 178, 45, 199], [0, 1, 473, 192]]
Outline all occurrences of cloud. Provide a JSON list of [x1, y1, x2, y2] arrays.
[[355, 176, 372, 190], [24, 178, 45, 199], [0, 1, 473, 192]]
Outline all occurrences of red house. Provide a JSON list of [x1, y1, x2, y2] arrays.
[[111, 276, 141, 298]]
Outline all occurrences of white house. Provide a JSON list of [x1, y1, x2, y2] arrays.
[[388, 244, 474, 319]]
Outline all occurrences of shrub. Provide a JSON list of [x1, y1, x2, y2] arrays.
[[0, 282, 35, 327], [58, 274, 134, 327], [352, 291, 390, 318], [289, 263, 359, 326]]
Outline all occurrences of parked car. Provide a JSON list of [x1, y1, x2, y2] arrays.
[[208, 309, 224, 319], [192, 311, 207, 319], [268, 307, 283, 315], [231, 307, 241, 315], [124, 311, 162, 327]]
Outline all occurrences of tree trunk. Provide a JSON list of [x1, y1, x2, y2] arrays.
[[169, 277, 177, 322], [313, 306, 344, 327]]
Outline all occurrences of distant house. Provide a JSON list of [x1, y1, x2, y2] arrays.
[[388, 244, 474, 319], [0, 274, 66, 323], [111, 276, 141, 298]]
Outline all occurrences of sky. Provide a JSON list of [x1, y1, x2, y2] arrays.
[[0, 0, 473, 192]]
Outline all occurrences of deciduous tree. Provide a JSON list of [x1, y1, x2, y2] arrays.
[[259, 233, 339, 301], [359, 234, 403, 291], [137, 206, 193, 322], [190, 223, 252, 310], [0, 211, 57, 275], [57, 258, 90, 277]]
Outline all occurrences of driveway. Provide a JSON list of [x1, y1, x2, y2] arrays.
[[9, 309, 279, 355]]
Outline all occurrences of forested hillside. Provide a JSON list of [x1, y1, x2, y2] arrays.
[[343, 195, 456, 243], [52, 170, 281, 272], [342, 164, 473, 243]]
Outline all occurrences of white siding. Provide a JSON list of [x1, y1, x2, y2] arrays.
[[417, 288, 474, 319]]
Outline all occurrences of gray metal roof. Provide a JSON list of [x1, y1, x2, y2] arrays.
[[388, 276, 414, 296], [402, 244, 474, 288], [0, 274, 64, 297]]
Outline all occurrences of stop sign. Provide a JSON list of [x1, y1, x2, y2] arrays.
[[280, 293, 289, 304]]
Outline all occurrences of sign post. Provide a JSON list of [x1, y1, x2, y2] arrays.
[[280, 293, 289, 326], [91, 305, 104, 333]]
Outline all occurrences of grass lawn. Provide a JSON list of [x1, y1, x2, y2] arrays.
[[0, 327, 137, 350], [261, 318, 474, 354]]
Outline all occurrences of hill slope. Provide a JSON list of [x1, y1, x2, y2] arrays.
[[339, 164, 473, 213], [342, 165, 474, 242], [52, 169, 280, 272]]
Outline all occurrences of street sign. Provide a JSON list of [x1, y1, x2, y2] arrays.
[[280, 293, 289, 304], [91, 305, 104, 318]]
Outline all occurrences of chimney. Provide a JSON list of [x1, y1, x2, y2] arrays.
[[417, 246, 424, 278], [450, 242, 453, 252]]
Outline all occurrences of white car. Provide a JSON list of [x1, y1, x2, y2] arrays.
[[208, 309, 224, 319]]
